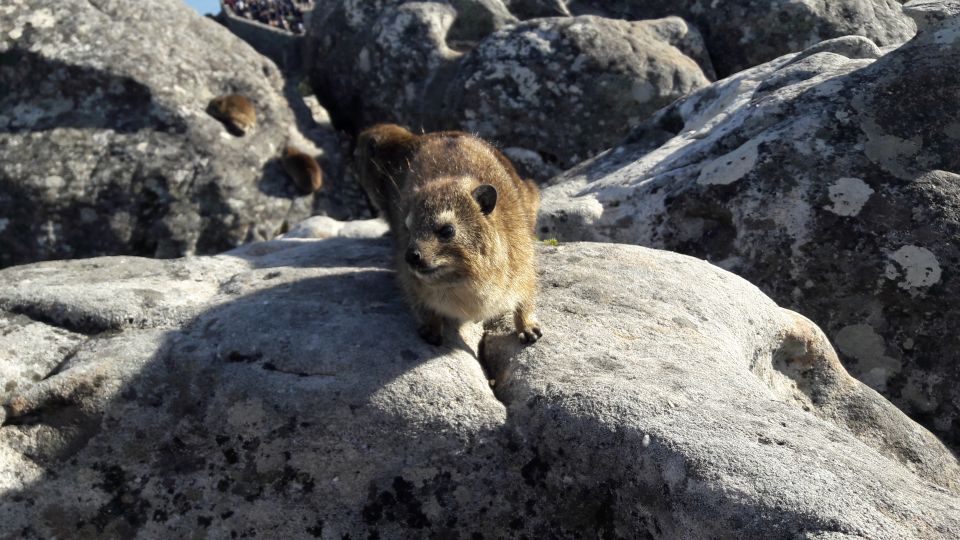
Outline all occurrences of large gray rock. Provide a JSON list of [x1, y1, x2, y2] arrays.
[[0, 0, 341, 269], [1, 235, 957, 538], [561, 0, 917, 77], [539, 13, 960, 449], [442, 16, 712, 172], [305, 0, 470, 133], [306, 3, 711, 179]]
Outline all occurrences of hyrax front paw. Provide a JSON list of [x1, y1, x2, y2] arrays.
[[418, 323, 443, 346], [517, 323, 543, 344]]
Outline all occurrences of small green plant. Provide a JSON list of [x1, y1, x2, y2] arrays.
[[541, 238, 560, 246]]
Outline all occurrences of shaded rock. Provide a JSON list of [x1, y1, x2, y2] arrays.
[[1, 238, 957, 538], [502, 146, 565, 181], [0, 0, 340, 269], [299, 95, 371, 221], [305, 0, 466, 133], [443, 16, 712, 172], [506, 0, 571, 18], [449, 0, 519, 43], [346, 2, 461, 129], [639, 15, 717, 81], [539, 17, 960, 448], [562, 0, 917, 76]]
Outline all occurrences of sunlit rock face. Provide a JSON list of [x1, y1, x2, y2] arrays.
[[539, 16, 960, 449], [1, 236, 958, 538], [534, 0, 917, 77], [305, 2, 712, 180]]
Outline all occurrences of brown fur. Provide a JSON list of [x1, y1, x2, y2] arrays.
[[207, 94, 256, 136], [355, 123, 542, 344], [282, 146, 324, 194]]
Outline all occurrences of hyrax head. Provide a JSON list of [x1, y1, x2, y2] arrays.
[[400, 136, 506, 284], [207, 94, 256, 136]]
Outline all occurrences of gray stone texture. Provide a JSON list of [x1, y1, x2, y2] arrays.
[[1, 237, 957, 538], [538, 14, 960, 449], [306, 2, 712, 179], [0, 0, 343, 269], [563, 0, 917, 77], [442, 16, 712, 172]]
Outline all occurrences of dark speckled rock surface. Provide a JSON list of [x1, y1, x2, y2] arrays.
[[0, 0, 343, 269]]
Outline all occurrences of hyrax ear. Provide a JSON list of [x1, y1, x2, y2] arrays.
[[472, 184, 498, 215], [357, 123, 417, 162]]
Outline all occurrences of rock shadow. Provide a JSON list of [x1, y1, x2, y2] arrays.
[[0, 260, 497, 537], [0, 48, 185, 134], [0, 176, 165, 269]]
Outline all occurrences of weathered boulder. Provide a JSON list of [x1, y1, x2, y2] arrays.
[[539, 13, 960, 448], [306, 4, 712, 179], [556, 0, 917, 77], [305, 0, 467, 133], [1, 235, 957, 538], [0, 0, 340, 269], [905, 0, 960, 29], [442, 16, 712, 172]]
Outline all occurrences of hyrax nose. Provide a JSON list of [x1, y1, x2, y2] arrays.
[[405, 248, 423, 268]]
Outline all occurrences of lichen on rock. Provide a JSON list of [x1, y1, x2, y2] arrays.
[[539, 11, 960, 449]]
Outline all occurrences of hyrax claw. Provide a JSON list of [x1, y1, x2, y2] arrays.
[[519, 328, 542, 344]]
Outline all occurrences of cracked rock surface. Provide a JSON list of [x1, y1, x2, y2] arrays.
[[0, 0, 342, 269], [1, 236, 957, 538], [538, 13, 960, 450]]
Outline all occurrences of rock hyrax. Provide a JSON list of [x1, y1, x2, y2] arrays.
[[356, 123, 542, 345], [207, 94, 256, 136], [282, 146, 323, 194]]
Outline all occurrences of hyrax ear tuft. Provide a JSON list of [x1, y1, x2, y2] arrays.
[[473, 184, 498, 215]]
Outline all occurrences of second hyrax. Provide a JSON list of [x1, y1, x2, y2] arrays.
[[207, 94, 256, 136], [282, 146, 323, 194], [356, 124, 542, 345]]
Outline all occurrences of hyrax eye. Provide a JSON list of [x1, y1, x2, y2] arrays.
[[436, 224, 455, 240]]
